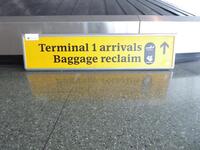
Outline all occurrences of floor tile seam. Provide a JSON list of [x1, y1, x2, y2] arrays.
[[41, 83, 75, 150]]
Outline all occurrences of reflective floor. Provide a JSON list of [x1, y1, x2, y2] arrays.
[[0, 61, 200, 149]]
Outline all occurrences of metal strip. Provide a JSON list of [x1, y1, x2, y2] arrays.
[[0, 16, 140, 55], [0, 15, 200, 55]]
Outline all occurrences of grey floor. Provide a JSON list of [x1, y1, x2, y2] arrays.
[[0, 61, 200, 150], [0, 0, 193, 16]]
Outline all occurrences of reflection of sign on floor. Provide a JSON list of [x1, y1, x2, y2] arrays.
[[23, 34, 175, 70], [27, 72, 172, 101]]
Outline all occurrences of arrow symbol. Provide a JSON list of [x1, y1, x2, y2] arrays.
[[160, 42, 169, 55]]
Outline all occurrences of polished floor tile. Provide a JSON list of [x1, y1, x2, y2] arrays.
[[0, 67, 75, 149], [45, 70, 200, 150], [0, 61, 200, 149]]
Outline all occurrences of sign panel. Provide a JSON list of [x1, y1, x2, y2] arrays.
[[23, 34, 175, 70]]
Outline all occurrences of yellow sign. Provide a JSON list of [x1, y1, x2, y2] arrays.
[[23, 34, 175, 70]]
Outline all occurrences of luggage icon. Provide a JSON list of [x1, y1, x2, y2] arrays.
[[144, 43, 155, 65]]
